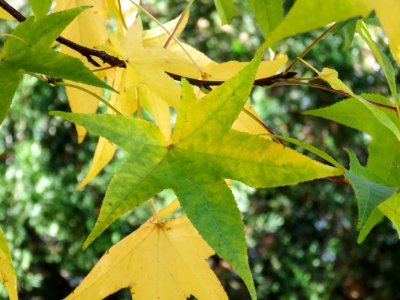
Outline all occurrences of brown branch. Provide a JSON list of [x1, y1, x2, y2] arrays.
[[270, 81, 398, 112]]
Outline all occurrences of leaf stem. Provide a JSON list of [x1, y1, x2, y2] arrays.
[[149, 199, 159, 222], [269, 81, 398, 112], [242, 108, 284, 145]]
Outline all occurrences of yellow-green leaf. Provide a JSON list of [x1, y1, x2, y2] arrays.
[[0, 229, 18, 300], [263, 0, 369, 48], [52, 55, 341, 298]]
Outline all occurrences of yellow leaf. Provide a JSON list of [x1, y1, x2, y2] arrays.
[[65, 202, 228, 300], [318, 67, 354, 96], [139, 85, 172, 141], [64, 83, 103, 143], [366, 0, 400, 64], [0, 7, 11, 19], [200, 54, 288, 81], [0, 229, 18, 300], [232, 103, 272, 139], [78, 67, 137, 189], [107, 0, 139, 29], [55, 0, 109, 140]]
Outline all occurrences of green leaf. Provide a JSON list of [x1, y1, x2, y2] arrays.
[[0, 228, 18, 300], [1, 8, 111, 90], [345, 150, 396, 229], [306, 94, 400, 187], [51, 55, 342, 299], [357, 209, 384, 243], [356, 20, 398, 101], [379, 192, 400, 237], [0, 63, 21, 125], [213, 0, 236, 24], [29, 0, 52, 18], [262, 0, 370, 48], [5, 46, 109, 89], [2, 8, 88, 53], [248, 0, 283, 37]]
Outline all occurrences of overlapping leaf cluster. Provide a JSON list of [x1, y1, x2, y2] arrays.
[[0, 0, 400, 299]]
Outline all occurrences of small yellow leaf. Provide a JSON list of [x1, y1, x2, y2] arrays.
[[319, 68, 354, 95], [65, 205, 228, 300]]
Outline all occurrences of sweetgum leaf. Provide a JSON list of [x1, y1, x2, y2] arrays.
[[52, 55, 342, 299], [306, 94, 400, 186], [65, 201, 228, 300]]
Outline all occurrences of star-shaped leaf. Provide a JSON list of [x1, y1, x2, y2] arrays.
[[52, 55, 341, 298], [65, 200, 228, 300], [306, 94, 400, 240]]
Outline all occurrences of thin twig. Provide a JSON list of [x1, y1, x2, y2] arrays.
[[269, 81, 398, 112], [284, 23, 337, 73], [242, 108, 284, 145]]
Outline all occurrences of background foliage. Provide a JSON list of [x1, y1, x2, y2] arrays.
[[1, 0, 400, 299]]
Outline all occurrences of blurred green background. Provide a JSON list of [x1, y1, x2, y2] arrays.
[[1, 0, 400, 299]]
